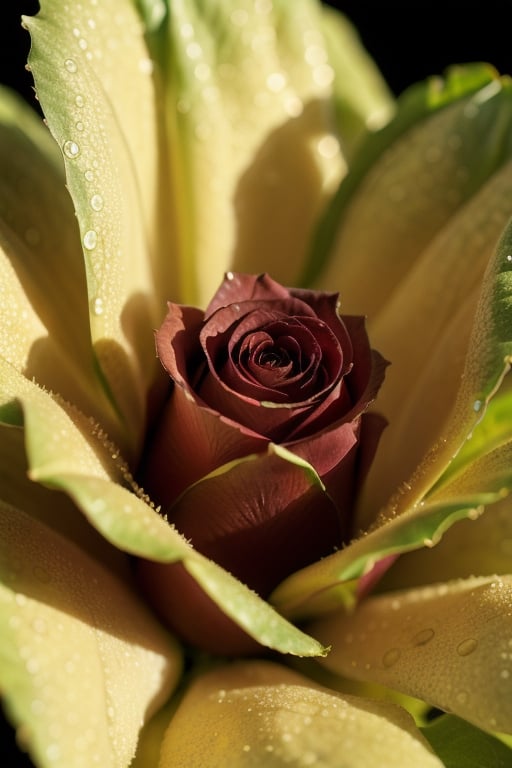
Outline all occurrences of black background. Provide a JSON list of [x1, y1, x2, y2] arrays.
[[1, 1, 512, 766], [2, 2, 512, 104]]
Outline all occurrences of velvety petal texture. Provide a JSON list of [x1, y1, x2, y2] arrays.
[[140, 272, 385, 650]]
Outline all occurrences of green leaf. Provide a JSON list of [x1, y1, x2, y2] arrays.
[[422, 715, 512, 768], [272, 425, 512, 619], [296, 68, 512, 531], [159, 661, 444, 767], [25, 0, 166, 453], [379, 495, 512, 592], [434, 371, 512, 490], [0, 422, 130, 573], [0, 502, 182, 768], [368, 198, 512, 522], [302, 63, 499, 288], [271, 493, 484, 620], [312, 575, 512, 734]]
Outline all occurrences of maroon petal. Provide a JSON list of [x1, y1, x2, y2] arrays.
[[142, 383, 268, 509], [341, 317, 388, 415], [162, 447, 341, 597], [138, 446, 343, 653], [288, 418, 360, 534], [205, 272, 291, 318], [137, 561, 261, 655], [155, 302, 205, 389]]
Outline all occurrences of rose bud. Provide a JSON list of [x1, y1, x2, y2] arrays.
[[137, 273, 387, 653]]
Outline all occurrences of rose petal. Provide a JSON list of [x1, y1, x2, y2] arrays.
[[142, 383, 268, 508], [139, 442, 355, 654], [151, 444, 342, 598], [205, 273, 291, 317]]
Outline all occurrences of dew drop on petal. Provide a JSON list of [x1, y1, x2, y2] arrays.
[[317, 135, 339, 159], [284, 94, 303, 117], [45, 743, 61, 762], [83, 229, 97, 250], [412, 628, 435, 646], [457, 638, 478, 657], [32, 565, 51, 583], [313, 63, 334, 88], [186, 41, 202, 60], [90, 194, 104, 211], [382, 648, 401, 668], [63, 140, 80, 159], [91, 296, 104, 316], [138, 57, 154, 75], [266, 72, 286, 92]]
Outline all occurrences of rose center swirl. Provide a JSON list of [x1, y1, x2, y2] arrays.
[[231, 317, 338, 400]]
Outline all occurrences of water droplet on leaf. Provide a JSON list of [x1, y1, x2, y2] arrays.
[[83, 229, 97, 250], [90, 194, 104, 211], [412, 628, 435, 646], [457, 638, 478, 657], [63, 140, 80, 159], [382, 648, 401, 668]]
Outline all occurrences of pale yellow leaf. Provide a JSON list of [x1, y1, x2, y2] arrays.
[[160, 661, 443, 767], [313, 576, 512, 734], [0, 503, 181, 768]]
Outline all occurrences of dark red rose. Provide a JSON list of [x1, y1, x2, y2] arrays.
[[138, 273, 386, 653]]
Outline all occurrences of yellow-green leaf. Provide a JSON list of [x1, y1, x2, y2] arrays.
[[156, 0, 353, 303], [271, 494, 484, 620], [1, 359, 324, 656], [380, 495, 512, 591], [305, 63, 499, 291], [319, 7, 394, 156], [25, 0, 165, 452], [159, 661, 443, 767], [312, 575, 512, 734], [0, 87, 124, 444]]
